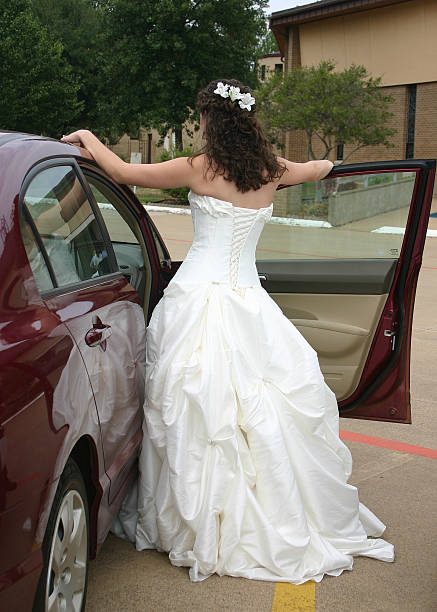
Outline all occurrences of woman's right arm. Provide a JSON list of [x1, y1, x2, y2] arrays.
[[61, 129, 197, 188], [277, 157, 334, 185]]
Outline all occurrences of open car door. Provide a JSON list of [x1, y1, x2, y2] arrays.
[[255, 160, 435, 424]]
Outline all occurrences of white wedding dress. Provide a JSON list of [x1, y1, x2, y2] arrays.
[[113, 190, 395, 584]]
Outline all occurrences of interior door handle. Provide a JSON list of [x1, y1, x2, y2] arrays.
[[85, 315, 112, 351]]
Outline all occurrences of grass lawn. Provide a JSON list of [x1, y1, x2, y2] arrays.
[[130, 186, 189, 207], [129, 186, 172, 203], [131, 186, 188, 206]]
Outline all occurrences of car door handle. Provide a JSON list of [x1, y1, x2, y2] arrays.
[[85, 315, 112, 351]]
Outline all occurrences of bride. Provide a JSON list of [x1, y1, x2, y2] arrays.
[[61, 78, 394, 584]]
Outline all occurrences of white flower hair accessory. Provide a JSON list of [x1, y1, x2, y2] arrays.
[[214, 82, 229, 98], [239, 92, 256, 111], [228, 85, 241, 101], [213, 82, 255, 111]]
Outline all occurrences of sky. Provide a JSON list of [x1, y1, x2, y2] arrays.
[[266, 0, 320, 15]]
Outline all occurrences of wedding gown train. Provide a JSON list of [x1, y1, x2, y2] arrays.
[[112, 190, 395, 583]]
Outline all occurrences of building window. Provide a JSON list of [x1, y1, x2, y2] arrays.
[[405, 84, 416, 159], [261, 65, 266, 81], [336, 143, 344, 161], [147, 133, 152, 164], [275, 63, 283, 73]]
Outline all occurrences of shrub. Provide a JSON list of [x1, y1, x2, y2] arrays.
[[159, 147, 196, 202], [299, 199, 329, 219]]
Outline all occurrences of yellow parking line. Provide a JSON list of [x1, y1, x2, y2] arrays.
[[271, 581, 315, 612]]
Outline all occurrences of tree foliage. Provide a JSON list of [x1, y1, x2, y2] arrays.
[[257, 28, 279, 57], [256, 60, 396, 162], [30, 0, 107, 136], [100, 0, 269, 147], [0, 0, 280, 144], [0, 0, 82, 136]]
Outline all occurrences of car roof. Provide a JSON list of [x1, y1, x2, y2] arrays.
[[0, 130, 63, 147], [0, 129, 96, 167]]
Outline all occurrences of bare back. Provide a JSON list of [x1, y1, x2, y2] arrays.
[[188, 154, 332, 211], [188, 154, 280, 210]]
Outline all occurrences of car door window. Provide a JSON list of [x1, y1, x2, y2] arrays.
[[84, 173, 149, 306], [257, 171, 416, 260], [23, 165, 112, 287]]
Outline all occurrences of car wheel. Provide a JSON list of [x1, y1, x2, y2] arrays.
[[33, 457, 89, 612]]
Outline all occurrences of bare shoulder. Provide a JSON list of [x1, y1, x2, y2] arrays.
[[187, 153, 208, 176], [188, 154, 217, 191], [276, 156, 334, 185]]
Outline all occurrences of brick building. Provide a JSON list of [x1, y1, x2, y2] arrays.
[[270, 0, 437, 165], [109, 120, 203, 165]]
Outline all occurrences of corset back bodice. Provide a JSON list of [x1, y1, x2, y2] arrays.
[[170, 190, 273, 294]]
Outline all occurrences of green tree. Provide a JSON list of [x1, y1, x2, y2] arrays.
[[256, 60, 396, 162], [100, 0, 269, 148], [257, 28, 279, 57], [30, 0, 107, 136], [0, 0, 83, 136]]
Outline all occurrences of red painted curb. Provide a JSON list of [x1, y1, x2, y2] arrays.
[[339, 430, 437, 459]]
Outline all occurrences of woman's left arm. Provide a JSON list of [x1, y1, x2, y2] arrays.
[[61, 129, 195, 188]]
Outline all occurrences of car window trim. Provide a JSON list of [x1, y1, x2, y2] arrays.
[[19, 157, 119, 289], [40, 271, 126, 299]]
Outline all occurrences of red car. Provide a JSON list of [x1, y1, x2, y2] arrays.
[[0, 131, 434, 611]]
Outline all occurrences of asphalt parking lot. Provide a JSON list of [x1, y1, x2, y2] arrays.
[[86, 202, 437, 612]]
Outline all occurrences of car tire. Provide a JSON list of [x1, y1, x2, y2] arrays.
[[33, 457, 89, 612]]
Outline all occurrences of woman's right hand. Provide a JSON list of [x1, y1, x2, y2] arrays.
[[61, 129, 90, 147], [61, 130, 95, 160]]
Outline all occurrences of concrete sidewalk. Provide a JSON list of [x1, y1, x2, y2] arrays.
[[86, 215, 437, 612]]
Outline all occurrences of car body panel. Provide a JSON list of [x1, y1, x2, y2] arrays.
[[44, 285, 146, 504]]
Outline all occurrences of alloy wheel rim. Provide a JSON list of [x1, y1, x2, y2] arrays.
[[45, 489, 87, 612]]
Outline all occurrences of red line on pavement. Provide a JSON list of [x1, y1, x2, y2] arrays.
[[339, 430, 437, 459]]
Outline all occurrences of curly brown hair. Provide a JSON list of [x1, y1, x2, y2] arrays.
[[189, 78, 286, 193]]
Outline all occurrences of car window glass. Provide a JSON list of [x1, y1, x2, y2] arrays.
[[88, 179, 138, 245], [85, 175, 148, 304], [257, 171, 417, 260], [23, 165, 112, 286], [20, 214, 55, 292]]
